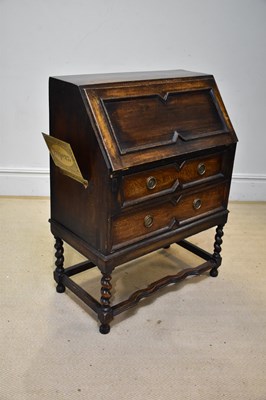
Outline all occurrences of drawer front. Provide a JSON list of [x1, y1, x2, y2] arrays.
[[112, 182, 228, 249], [121, 153, 223, 206]]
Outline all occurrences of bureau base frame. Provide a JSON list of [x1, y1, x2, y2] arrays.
[[53, 225, 224, 334]]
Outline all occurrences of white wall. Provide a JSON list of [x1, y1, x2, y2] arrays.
[[0, 0, 265, 199]]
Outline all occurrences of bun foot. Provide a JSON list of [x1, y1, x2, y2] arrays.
[[99, 324, 110, 334], [210, 268, 219, 277], [56, 283, 65, 293]]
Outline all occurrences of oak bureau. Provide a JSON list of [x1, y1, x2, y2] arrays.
[[44, 70, 238, 334]]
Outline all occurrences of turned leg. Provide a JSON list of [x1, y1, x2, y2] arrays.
[[98, 273, 113, 334], [54, 237, 65, 293], [210, 225, 224, 277]]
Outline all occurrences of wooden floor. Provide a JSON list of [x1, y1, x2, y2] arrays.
[[1, 198, 266, 400]]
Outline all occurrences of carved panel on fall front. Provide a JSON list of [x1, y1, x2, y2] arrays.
[[102, 89, 228, 155]]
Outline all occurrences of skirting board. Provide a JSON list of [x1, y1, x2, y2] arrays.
[[230, 173, 266, 201], [0, 168, 266, 201], [0, 168, 49, 197]]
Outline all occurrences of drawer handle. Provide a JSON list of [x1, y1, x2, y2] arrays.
[[193, 198, 202, 210], [197, 163, 206, 176], [144, 215, 154, 228], [146, 176, 157, 190]]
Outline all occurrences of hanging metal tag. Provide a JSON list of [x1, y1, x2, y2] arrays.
[[42, 133, 88, 188]]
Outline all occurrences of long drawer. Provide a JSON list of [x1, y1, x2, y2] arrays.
[[112, 182, 229, 249], [121, 151, 224, 206]]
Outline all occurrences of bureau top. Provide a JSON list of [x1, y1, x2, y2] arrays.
[[51, 69, 210, 87], [49, 70, 237, 173]]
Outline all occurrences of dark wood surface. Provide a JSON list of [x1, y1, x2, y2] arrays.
[[121, 151, 224, 206], [49, 70, 236, 264], [48, 70, 237, 333], [84, 78, 237, 172], [112, 182, 229, 249], [103, 90, 225, 154], [52, 69, 210, 86]]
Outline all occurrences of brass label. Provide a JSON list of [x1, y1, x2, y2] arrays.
[[42, 133, 88, 188]]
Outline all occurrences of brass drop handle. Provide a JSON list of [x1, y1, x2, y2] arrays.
[[197, 163, 206, 176], [193, 198, 202, 210], [146, 176, 157, 190], [144, 215, 154, 228]]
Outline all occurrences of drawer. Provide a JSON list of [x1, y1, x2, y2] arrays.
[[112, 182, 228, 249], [121, 152, 223, 206]]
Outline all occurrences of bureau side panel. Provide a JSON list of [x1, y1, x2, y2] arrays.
[[49, 78, 110, 254]]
